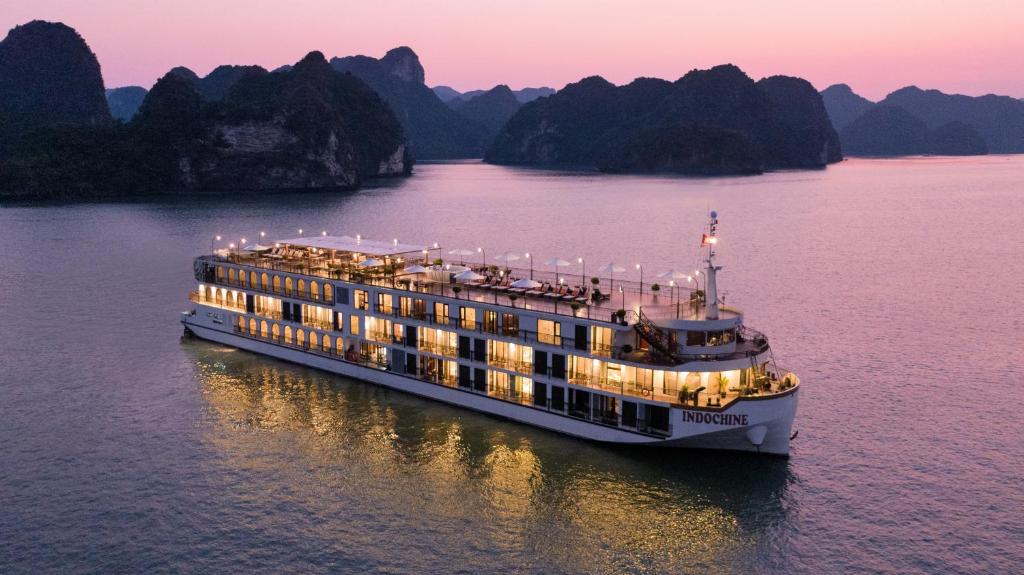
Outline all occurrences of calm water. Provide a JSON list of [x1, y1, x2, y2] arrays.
[[2, 157, 1023, 574]]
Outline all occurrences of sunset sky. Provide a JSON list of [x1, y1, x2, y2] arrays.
[[4, 0, 1023, 100]]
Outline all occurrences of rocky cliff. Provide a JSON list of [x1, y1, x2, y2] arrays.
[[331, 47, 488, 159], [0, 43, 411, 199], [0, 20, 111, 153], [449, 85, 522, 150], [486, 65, 841, 174], [840, 105, 987, 156], [820, 84, 875, 132], [105, 86, 148, 120]]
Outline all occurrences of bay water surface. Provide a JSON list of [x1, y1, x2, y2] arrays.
[[2, 157, 1022, 574]]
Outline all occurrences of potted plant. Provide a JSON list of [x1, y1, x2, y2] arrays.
[[432, 258, 444, 266], [452, 285, 462, 298], [570, 302, 580, 316], [719, 374, 729, 398], [651, 283, 660, 293], [509, 293, 518, 307], [591, 277, 600, 287], [615, 309, 626, 324], [680, 384, 689, 404]]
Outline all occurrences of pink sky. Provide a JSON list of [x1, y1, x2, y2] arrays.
[[4, 0, 1023, 100]]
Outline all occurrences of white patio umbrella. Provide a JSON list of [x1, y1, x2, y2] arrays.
[[447, 248, 475, 264], [656, 269, 690, 304], [510, 278, 541, 289], [493, 252, 521, 265], [598, 262, 626, 291], [544, 258, 572, 283], [402, 264, 430, 274], [453, 269, 485, 281], [358, 258, 382, 267], [244, 243, 274, 252]]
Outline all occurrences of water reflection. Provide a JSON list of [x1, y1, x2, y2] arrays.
[[183, 338, 793, 573]]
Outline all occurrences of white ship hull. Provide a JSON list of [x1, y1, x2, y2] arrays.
[[183, 316, 798, 456]]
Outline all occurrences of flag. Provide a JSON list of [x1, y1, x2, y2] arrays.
[[700, 234, 716, 247]]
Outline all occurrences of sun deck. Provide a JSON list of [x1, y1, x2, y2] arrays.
[[206, 236, 738, 325]]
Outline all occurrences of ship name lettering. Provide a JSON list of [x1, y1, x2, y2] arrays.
[[682, 411, 748, 426]]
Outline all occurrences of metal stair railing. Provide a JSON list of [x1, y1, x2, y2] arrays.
[[633, 309, 682, 363]]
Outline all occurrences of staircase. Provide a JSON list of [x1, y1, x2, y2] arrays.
[[634, 309, 681, 363]]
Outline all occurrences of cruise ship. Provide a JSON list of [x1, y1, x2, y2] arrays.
[[181, 212, 799, 455]]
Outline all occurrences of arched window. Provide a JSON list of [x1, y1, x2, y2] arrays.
[[271, 323, 280, 340], [228, 268, 236, 283], [225, 291, 234, 307], [215, 288, 225, 306], [336, 337, 344, 355], [250, 271, 258, 287], [260, 273, 269, 291], [296, 330, 306, 347], [260, 320, 269, 337], [324, 283, 333, 303], [239, 271, 247, 287], [216, 266, 225, 281], [285, 277, 294, 296], [237, 316, 246, 331], [322, 334, 331, 351], [272, 275, 282, 293], [248, 318, 257, 334], [284, 326, 293, 344], [297, 279, 306, 297], [311, 281, 320, 301]]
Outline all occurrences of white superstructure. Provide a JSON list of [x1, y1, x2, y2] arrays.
[[182, 213, 799, 455]]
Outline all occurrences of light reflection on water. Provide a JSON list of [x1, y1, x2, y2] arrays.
[[186, 340, 791, 574]]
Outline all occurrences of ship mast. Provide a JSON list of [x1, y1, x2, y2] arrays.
[[703, 210, 721, 320]]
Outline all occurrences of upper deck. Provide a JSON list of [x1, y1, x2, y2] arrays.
[[202, 235, 739, 327]]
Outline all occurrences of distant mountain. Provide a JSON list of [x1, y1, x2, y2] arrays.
[[432, 85, 462, 103], [840, 105, 986, 156], [878, 87, 1024, 152], [434, 85, 556, 104], [105, 86, 148, 120], [168, 64, 268, 101], [514, 87, 556, 103], [332, 47, 487, 159], [487, 65, 841, 175], [1, 48, 411, 199], [0, 20, 111, 153], [820, 84, 874, 131], [449, 85, 522, 148]]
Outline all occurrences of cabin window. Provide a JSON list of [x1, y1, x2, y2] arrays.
[[349, 314, 361, 336], [686, 331, 705, 346], [377, 293, 394, 314], [590, 326, 613, 356], [460, 306, 477, 329], [483, 310, 498, 334], [434, 302, 449, 324], [399, 296, 413, 318], [501, 313, 519, 336], [354, 289, 369, 310], [538, 319, 561, 345]]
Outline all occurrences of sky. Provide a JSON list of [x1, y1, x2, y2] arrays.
[[3, 0, 1023, 100]]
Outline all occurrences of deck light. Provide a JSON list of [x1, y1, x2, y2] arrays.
[[215, 235, 221, 241], [356, 234, 361, 244], [322, 230, 327, 236], [393, 238, 399, 246], [433, 242, 439, 249], [478, 247, 486, 267], [525, 253, 533, 279], [260, 231, 265, 238], [298, 228, 303, 235], [636, 263, 644, 293]]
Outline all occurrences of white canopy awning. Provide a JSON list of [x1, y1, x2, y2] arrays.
[[277, 235, 426, 256]]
